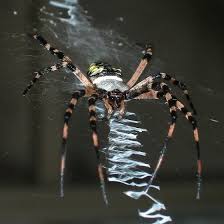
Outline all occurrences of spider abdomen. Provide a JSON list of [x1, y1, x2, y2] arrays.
[[87, 62, 128, 91], [92, 76, 129, 92]]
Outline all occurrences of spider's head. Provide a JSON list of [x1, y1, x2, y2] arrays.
[[107, 89, 124, 109], [87, 62, 122, 80]]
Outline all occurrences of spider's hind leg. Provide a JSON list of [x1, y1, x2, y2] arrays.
[[126, 44, 153, 88], [32, 34, 93, 87], [33, 34, 67, 61], [22, 62, 66, 96]]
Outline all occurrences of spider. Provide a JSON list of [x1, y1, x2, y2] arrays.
[[23, 34, 202, 205]]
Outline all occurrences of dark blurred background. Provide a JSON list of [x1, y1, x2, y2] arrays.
[[0, 0, 224, 223]]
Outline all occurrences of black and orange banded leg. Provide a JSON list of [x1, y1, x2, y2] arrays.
[[145, 84, 178, 192], [33, 34, 67, 60], [127, 77, 201, 197], [88, 95, 108, 205], [60, 89, 85, 197], [33, 34, 93, 87], [159, 83, 178, 141], [156, 72, 197, 114], [158, 82, 202, 199], [126, 45, 153, 88], [127, 82, 178, 191], [175, 100, 202, 199], [22, 62, 66, 96]]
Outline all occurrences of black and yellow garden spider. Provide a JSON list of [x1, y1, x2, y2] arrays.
[[23, 34, 202, 205]]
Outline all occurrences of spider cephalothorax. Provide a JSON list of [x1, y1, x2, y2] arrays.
[[23, 34, 202, 206], [105, 89, 125, 112], [107, 89, 124, 105]]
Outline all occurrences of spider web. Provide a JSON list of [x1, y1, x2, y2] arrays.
[[101, 108, 171, 224], [37, 0, 171, 223]]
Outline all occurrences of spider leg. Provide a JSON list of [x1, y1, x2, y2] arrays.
[[32, 34, 93, 87], [60, 89, 86, 197], [118, 100, 126, 119], [127, 79, 202, 198], [175, 98, 202, 199], [126, 45, 152, 88], [144, 86, 178, 193], [22, 62, 66, 96], [155, 83, 202, 199], [127, 76, 154, 99], [156, 72, 197, 114], [103, 98, 113, 119], [88, 95, 109, 205], [33, 34, 67, 60], [127, 81, 175, 192]]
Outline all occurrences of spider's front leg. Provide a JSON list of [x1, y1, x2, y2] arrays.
[[60, 89, 86, 197], [158, 82, 202, 199], [127, 78, 178, 191], [103, 97, 125, 120], [127, 77, 202, 199], [103, 98, 113, 119], [156, 72, 197, 114], [88, 94, 109, 205]]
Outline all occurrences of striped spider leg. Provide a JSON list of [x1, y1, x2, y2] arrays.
[[88, 94, 109, 205], [23, 62, 65, 95], [60, 88, 108, 202], [156, 72, 197, 115], [22, 34, 109, 204], [61, 89, 86, 197], [127, 75, 202, 199], [61, 89, 108, 204], [126, 44, 153, 88], [22, 34, 93, 96]]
